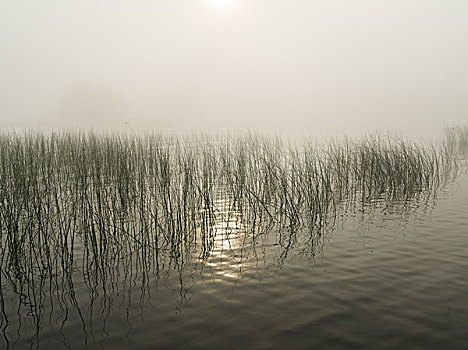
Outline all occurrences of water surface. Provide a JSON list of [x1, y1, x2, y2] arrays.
[[1, 141, 467, 350]]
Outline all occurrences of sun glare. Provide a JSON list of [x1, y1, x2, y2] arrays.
[[207, 0, 238, 14]]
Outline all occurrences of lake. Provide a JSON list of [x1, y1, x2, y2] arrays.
[[0, 131, 467, 349]]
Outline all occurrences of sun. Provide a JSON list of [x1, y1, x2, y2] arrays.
[[207, 0, 238, 14]]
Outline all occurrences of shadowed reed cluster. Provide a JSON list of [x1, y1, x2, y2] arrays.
[[444, 125, 468, 156]]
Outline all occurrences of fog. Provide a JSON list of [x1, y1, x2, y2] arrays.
[[1, 0, 467, 136]]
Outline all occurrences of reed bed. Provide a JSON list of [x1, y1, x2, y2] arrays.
[[0, 128, 463, 318]]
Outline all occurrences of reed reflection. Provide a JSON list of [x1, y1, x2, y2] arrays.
[[0, 127, 466, 349]]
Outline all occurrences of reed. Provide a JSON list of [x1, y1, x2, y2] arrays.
[[444, 125, 468, 156], [0, 127, 464, 308]]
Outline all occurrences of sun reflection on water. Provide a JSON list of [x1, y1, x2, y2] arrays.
[[205, 195, 247, 281]]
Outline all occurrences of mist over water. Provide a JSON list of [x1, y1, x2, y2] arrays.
[[1, 1, 468, 349], [1, 1, 467, 136]]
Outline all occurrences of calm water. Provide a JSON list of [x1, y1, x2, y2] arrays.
[[1, 169, 467, 349]]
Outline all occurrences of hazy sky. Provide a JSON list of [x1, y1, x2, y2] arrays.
[[1, 0, 467, 135]]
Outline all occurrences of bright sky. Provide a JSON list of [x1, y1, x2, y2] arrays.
[[0, 0, 467, 135]]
